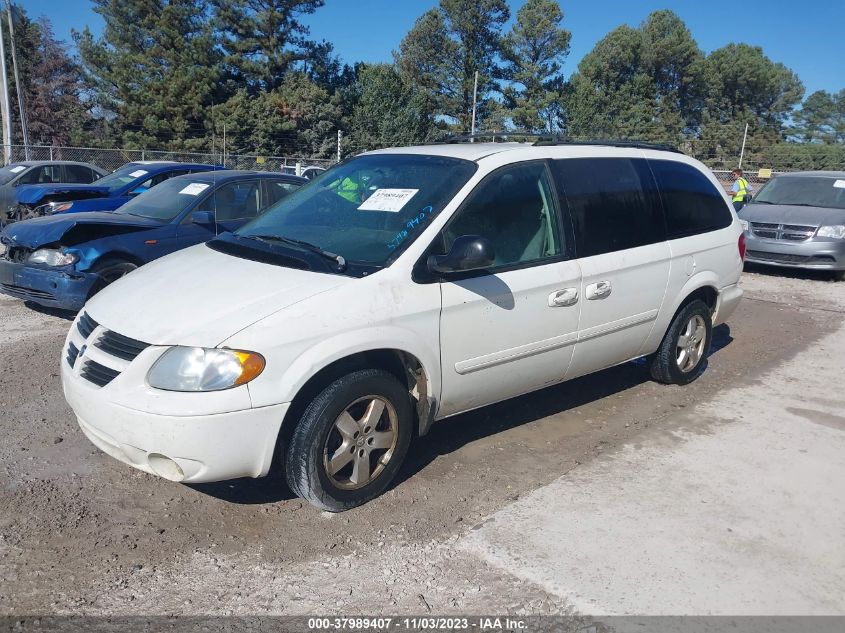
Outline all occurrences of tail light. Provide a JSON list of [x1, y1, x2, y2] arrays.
[[738, 232, 747, 261]]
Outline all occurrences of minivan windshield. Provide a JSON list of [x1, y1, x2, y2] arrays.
[[235, 154, 477, 266], [114, 178, 212, 221], [752, 175, 845, 210], [95, 164, 153, 193]]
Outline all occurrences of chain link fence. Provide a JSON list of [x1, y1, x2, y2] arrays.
[[3, 145, 335, 176]]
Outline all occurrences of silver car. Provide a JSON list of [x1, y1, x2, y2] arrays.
[[738, 171, 845, 280]]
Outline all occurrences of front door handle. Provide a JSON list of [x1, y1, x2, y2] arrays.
[[586, 280, 612, 300], [549, 287, 579, 307]]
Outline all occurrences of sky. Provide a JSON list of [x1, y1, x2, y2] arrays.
[[21, 0, 845, 97]]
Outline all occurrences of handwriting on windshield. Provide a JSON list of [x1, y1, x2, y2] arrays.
[[387, 206, 434, 251]]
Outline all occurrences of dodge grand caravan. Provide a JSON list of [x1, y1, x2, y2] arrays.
[[61, 141, 744, 511]]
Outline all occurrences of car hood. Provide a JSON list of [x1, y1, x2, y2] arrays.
[[1, 212, 160, 248], [15, 184, 111, 205], [85, 243, 351, 347], [739, 203, 845, 227]]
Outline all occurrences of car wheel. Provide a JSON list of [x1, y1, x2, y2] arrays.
[[285, 368, 413, 512], [89, 260, 138, 296], [834, 270, 845, 282], [649, 299, 712, 385]]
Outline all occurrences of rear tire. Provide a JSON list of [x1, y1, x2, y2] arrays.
[[285, 369, 413, 512], [650, 299, 712, 385]]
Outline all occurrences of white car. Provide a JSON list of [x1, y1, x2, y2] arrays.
[[61, 141, 744, 511]]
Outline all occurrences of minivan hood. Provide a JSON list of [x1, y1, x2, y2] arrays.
[[85, 243, 351, 347], [16, 184, 111, 205], [2, 212, 158, 248], [739, 203, 845, 227]]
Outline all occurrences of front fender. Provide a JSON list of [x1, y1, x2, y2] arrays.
[[247, 326, 441, 422]]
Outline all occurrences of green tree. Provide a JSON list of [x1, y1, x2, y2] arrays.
[[348, 64, 437, 151], [566, 11, 706, 142], [75, 0, 223, 150], [396, 0, 509, 131], [211, 0, 325, 92], [500, 0, 570, 133], [699, 43, 804, 158], [791, 89, 845, 143]]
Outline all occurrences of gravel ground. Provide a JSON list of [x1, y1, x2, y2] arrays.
[[1, 265, 843, 618]]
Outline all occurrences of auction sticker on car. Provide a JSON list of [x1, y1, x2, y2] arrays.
[[178, 183, 210, 196], [833, 179, 845, 189], [9, 166, 25, 173], [128, 170, 149, 178], [358, 188, 419, 212]]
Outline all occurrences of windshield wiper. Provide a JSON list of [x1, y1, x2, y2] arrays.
[[751, 200, 774, 204], [245, 234, 347, 271]]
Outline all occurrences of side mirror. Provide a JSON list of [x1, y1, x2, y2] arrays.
[[427, 235, 495, 275], [191, 211, 215, 225]]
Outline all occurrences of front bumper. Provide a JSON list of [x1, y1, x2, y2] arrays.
[[69, 391, 289, 483], [0, 259, 96, 310], [61, 320, 289, 483], [744, 233, 845, 271]]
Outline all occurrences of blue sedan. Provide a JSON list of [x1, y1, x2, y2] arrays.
[[0, 171, 305, 311], [9, 161, 223, 222]]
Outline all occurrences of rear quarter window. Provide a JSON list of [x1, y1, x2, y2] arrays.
[[649, 160, 732, 239], [552, 157, 664, 258]]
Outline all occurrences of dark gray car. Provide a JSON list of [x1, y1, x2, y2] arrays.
[[738, 171, 845, 280], [0, 161, 107, 224]]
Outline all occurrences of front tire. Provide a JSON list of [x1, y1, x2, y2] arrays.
[[650, 299, 712, 385], [88, 259, 138, 297], [285, 369, 413, 512]]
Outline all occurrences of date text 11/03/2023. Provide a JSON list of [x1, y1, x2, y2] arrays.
[[307, 616, 528, 631]]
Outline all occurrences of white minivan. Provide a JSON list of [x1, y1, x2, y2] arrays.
[[61, 141, 744, 511]]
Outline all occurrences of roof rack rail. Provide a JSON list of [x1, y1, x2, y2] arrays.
[[430, 132, 683, 154], [532, 138, 683, 154]]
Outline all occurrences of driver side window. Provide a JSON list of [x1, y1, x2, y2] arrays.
[[443, 162, 563, 267]]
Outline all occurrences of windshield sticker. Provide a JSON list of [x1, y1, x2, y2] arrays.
[[128, 169, 149, 178], [387, 205, 434, 251], [178, 183, 210, 196], [9, 166, 25, 173], [834, 179, 845, 189], [358, 188, 419, 212]]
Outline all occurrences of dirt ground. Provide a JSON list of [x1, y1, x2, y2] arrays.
[[1, 264, 843, 618]]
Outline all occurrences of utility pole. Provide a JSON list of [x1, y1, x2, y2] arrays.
[[337, 129, 342, 163], [738, 122, 749, 170], [0, 9, 11, 165], [6, 1, 27, 159], [470, 71, 479, 141]]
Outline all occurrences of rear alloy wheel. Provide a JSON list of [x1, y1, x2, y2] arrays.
[[285, 369, 413, 511], [650, 299, 712, 385]]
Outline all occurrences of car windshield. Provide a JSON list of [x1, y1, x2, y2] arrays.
[[753, 176, 845, 210], [114, 178, 212, 221], [0, 164, 28, 185], [95, 164, 154, 193], [234, 154, 477, 267]]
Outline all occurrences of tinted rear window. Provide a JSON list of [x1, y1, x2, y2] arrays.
[[649, 160, 732, 238], [552, 158, 664, 258]]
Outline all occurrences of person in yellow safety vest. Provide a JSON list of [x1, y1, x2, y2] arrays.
[[730, 168, 753, 211], [329, 174, 362, 204]]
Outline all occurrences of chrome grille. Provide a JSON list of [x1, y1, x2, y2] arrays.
[[94, 330, 150, 362], [77, 312, 98, 339], [750, 222, 816, 242], [80, 359, 121, 387]]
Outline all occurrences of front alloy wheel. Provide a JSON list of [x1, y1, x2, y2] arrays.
[[285, 368, 413, 511]]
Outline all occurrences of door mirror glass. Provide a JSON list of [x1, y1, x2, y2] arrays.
[[191, 211, 215, 225], [427, 234, 495, 274]]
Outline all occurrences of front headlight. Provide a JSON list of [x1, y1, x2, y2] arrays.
[[147, 347, 265, 392], [27, 248, 78, 266], [49, 201, 74, 213], [0, 242, 7, 257], [817, 225, 845, 239]]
